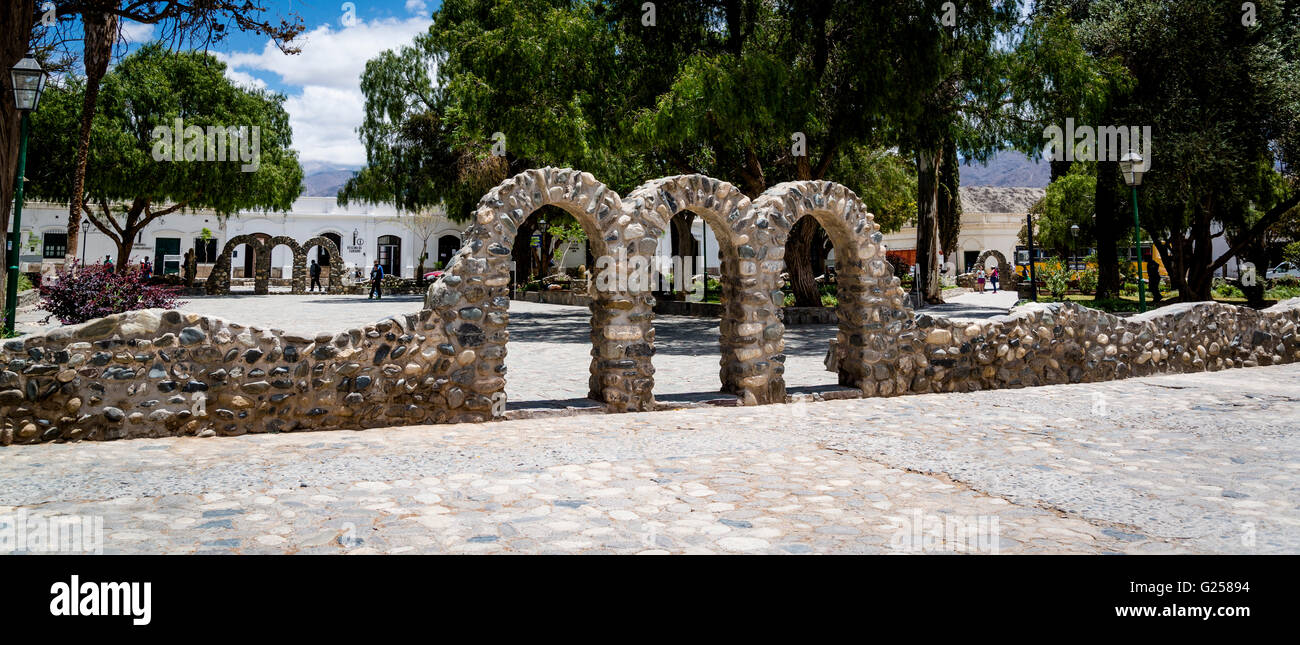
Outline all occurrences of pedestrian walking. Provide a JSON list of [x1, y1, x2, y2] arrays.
[[310, 259, 323, 292], [140, 257, 152, 280], [977, 268, 986, 292], [990, 267, 999, 293], [368, 260, 384, 299], [104, 255, 113, 271]]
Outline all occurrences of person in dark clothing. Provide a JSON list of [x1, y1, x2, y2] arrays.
[[310, 260, 323, 292], [990, 267, 999, 293], [369, 260, 384, 299]]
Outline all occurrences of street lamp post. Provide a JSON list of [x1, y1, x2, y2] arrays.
[[1070, 224, 1080, 271], [5, 53, 46, 335], [1025, 209, 1038, 301], [1119, 151, 1147, 313]]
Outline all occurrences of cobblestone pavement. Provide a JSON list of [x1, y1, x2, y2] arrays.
[[3, 363, 1295, 554]]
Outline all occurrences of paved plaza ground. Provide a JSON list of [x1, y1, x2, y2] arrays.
[[2, 362, 1295, 554]]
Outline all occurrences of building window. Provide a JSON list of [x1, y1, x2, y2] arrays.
[[195, 238, 218, 263], [42, 232, 68, 259]]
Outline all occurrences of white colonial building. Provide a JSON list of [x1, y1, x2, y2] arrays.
[[15, 197, 466, 282], [881, 186, 1045, 274]]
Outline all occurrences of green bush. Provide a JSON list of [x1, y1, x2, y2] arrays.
[[1041, 259, 1069, 301], [1267, 284, 1300, 301], [17, 273, 34, 292], [1078, 268, 1098, 294], [1212, 277, 1244, 299]]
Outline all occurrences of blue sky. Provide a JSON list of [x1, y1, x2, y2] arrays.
[[118, 0, 441, 168]]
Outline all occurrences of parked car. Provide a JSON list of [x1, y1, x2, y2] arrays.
[[1265, 262, 1300, 280], [423, 270, 445, 281]]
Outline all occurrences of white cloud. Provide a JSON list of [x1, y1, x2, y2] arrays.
[[405, 0, 429, 14], [223, 68, 267, 91], [220, 17, 431, 166], [119, 21, 155, 43]]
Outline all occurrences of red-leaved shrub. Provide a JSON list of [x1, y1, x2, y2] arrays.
[[40, 261, 187, 325]]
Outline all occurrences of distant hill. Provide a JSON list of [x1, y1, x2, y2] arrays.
[[960, 150, 1049, 188], [300, 162, 360, 197], [300, 151, 1048, 198]]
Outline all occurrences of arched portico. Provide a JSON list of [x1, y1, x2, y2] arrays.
[[752, 181, 913, 396], [424, 167, 661, 414], [299, 236, 345, 293], [975, 249, 1012, 285]]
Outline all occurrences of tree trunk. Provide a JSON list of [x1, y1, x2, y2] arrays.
[[788, 216, 821, 307], [915, 148, 944, 304], [1241, 239, 1268, 308], [65, 10, 119, 264], [512, 217, 534, 286], [1, 0, 37, 305], [937, 136, 961, 260], [1093, 159, 1123, 299], [115, 234, 135, 274]]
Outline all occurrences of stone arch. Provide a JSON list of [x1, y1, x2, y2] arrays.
[[624, 174, 783, 404], [262, 236, 302, 293], [424, 167, 660, 414], [752, 181, 914, 395], [206, 234, 268, 294], [300, 236, 345, 293], [974, 249, 1012, 285]]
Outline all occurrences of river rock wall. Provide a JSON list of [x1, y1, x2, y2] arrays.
[[0, 307, 495, 445]]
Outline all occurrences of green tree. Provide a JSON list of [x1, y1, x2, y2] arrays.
[[1007, 0, 1134, 298], [3, 0, 303, 298], [895, 0, 1023, 303], [1034, 164, 1097, 260], [24, 44, 302, 270], [1080, 0, 1300, 302], [344, 0, 922, 306]]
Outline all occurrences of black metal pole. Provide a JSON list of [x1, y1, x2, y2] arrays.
[[1025, 209, 1038, 301]]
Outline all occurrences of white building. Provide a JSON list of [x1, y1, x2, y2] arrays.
[[881, 186, 1045, 274], [15, 197, 466, 282]]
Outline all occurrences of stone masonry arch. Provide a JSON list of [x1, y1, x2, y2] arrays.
[[298, 236, 345, 293], [624, 174, 782, 404], [424, 167, 661, 413], [974, 249, 1013, 286], [265, 236, 302, 293], [752, 181, 915, 396], [206, 234, 270, 294]]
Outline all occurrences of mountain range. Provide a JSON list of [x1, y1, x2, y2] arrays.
[[299, 150, 1049, 198]]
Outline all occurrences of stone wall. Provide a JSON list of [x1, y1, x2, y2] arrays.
[[0, 306, 497, 445], [833, 298, 1300, 397]]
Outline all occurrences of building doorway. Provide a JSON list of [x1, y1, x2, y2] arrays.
[[378, 235, 401, 277], [437, 234, 460, 268], [155, 237, 181, 274]]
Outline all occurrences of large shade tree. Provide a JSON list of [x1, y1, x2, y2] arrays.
[[1085, 0, 1300, 302], [24, 44, 303, 270], [0, 0, 303, 285], [342, 0, 921, 306]]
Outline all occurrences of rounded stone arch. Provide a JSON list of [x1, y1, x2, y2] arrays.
[[206, 233, 267, 294], [624, 174, 785, 404], [424, 167, 659, 417], [974, 249, 1012, 284], [752, 181, 915, 396], [259, 235, 302, 293], [301, 235, 345, 293]]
